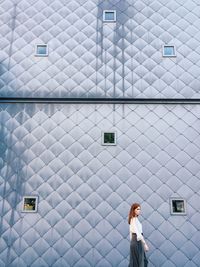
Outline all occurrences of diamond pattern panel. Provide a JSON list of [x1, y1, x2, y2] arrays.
[[0, 103, 200, 267], [1, 0, 200, 98]]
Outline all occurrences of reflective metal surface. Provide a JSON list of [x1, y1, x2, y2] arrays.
[[0, 0, 200, 98], [1, 0, 200, 266], [1, 103, 200, 267]]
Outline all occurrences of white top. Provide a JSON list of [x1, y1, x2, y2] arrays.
[[129, 217, 145, 243]]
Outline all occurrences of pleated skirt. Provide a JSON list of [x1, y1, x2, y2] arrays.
[[128, 234, 148, 267]]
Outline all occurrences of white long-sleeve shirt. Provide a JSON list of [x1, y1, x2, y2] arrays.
[[129, 217, 145, 243]]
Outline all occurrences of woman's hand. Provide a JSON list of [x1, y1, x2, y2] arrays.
[[143, 243, 149, 252]]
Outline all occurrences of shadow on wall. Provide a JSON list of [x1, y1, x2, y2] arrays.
[[0, 63, 10, 97], [0, 3, 18, 97], [96, 0, 136, 98], [0, 104, 27, 266], [0, 7, 23, 259]]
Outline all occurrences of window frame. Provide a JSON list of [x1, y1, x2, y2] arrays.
[[162, 45, 176, 57], [170, 198, 186, 215], [103, 10, 117, 22], [35, 44, 48, 57], [22, 196, 38, 213], [102, 131, 117, 146]]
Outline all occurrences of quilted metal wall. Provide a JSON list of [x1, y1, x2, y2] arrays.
[[1, 0, 200, 98], [0, 103, 200, 267], [1, 0, 200, 267]]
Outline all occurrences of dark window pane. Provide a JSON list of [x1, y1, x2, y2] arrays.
[[104, 132, 115, 143], [172, 200, 185, 213], [24, 198, 36, 211]]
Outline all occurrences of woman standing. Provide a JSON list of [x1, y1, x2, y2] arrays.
[[128, 203, 149, 267]]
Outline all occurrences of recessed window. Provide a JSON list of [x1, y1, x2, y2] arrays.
[[103, 10, 116, 22], [102, 132, 116, 145], [22, 196, 38, 213], [163, 45, 176, 57], [35, 44, 48, 56], [170, 198, 186, 215]]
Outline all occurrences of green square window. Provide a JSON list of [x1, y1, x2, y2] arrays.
[[22, 196, 38, 212], [102, 132, 116, 145]]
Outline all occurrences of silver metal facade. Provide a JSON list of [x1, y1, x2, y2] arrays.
[[1, 103, 200, 267], [1, 1, 200, 267], [1, 0, 200, 98]]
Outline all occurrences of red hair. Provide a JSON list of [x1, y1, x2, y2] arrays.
[[128, 203, 140, 224]]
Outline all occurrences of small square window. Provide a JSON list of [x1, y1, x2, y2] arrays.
[[22, 196, 38, 213], [102, 132, 116, 145], [103, 10, 116, 22], [170, 198, 186, 215], [163, 45, 176, 57], [35, 44, 48, 56]]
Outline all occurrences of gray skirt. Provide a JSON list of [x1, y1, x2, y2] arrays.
[[128, 234, 148, 267]]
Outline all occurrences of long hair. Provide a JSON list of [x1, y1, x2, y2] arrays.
[[128, 203, 140, 224]]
